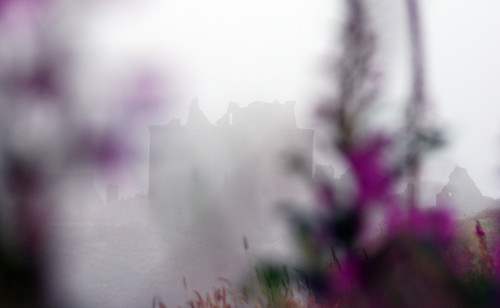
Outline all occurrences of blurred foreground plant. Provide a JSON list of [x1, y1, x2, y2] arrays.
[[0, 2, 162, 307], [240, 1, 500, 307]]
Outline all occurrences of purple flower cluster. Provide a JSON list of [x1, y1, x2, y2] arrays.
[[346, 135, 392, 204]]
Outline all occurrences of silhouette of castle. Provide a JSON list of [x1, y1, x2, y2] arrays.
[[145, 99, 499, 232], [148, 100, 314, 231], [437, 166, 499, 217]]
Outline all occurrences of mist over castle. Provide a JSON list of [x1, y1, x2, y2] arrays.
[[68, 99, 500, 229], [2, 0, 500, 306], [46, 100, 500, 308], [148, 99, 313, 236]]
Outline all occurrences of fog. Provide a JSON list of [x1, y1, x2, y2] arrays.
[[1, 1, 500, 307]]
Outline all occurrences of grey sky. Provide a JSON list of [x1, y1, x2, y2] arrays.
[[78, 0, 500, 199]]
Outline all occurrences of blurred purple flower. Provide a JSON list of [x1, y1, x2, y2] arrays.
[[0, 0, 48, 20], [331, 257, 361, 295], [93, 135, 125, 168], [346, 135, 392, 204], [492, 244, 500, 279], [388, 206, 456, 246], [2, 59, 62, 102], [26, 62, 60, 98], [73, 129, 130, 175], [475, 221, 486, 237], [386, 204, 404, 229], [413, 207, 455, 245], [125, 70, 163, 113]]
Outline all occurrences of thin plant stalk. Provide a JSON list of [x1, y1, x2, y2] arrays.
[[405, 0, 426, 207]]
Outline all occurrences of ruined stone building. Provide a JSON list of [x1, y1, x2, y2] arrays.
[[148, 100, 314, 234], [437, 166, 499, 217]]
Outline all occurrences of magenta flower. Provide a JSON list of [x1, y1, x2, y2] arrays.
[[346, 135, 393, 204], [492, 244, 500, 279], [475, 221, 486, 237], [71, 129, 130, 175], [331, 257, 361, 295], [414, 207, 455, 245], [387, 206, 456, 246]]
